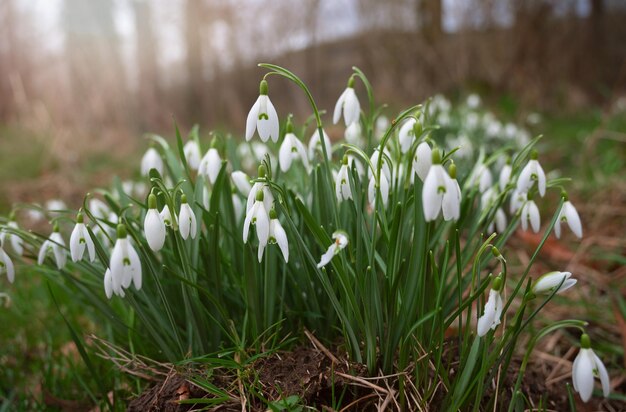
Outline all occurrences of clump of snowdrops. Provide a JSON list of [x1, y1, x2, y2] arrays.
[[0, 64, 610, 409]]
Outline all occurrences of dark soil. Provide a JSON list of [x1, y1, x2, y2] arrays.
[[127, 342, 625, 411]]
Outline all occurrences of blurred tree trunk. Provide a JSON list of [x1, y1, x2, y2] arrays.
[[185, 0, 205, 124], [132, 0, 160, 130], [416, 0, 442, 41]]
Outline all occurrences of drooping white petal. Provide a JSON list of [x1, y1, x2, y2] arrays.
[[592, 352, 611, 397], [128, 243, 142, 290], [516, 160, 534, 193], [564, 201, 583, 238], [333, 88, 348, 124], [575, 349, 595, 402], [141, 147, 163, 176], [183, 140, 202, 170], [178, 203, 197, 240], [336, 165, 352, 202], [265, 97, 280, 142], [422, 165, 446, 221], [495, 208, 507, 233], [256, 95, 274, 142], [254, 202, 270, 246], [342, 88, 361, 126], [398, 119, 416, 154], [50, 232, 67, 269], [345, 122, 361, 145], [477, 289, 499, 337], [279, 134, 294, 172], [317, 244, 337, 268], [272, 220, 289, 263], [199, 148, 222, 184], [528, 201, 540, 233], [144, 209, 166, 251], [104, 269, 113, 299], [0, 248, 14, 283], [110, 240, 125, 291], [69, 223, 85, 262], [38, 240, 49, 265], [243, 202, 257, 242], [231, 171, 252, 196], [308, 129, 332, 161], [499, 164, 512, 191], [536, 162, 546, 197], [413, 142, 432, 181], [442, 177, 461, 221], [245, 96, 261, 141], [160, 205, 173, 226], [554, 216, 562, 239], [85, 227, 95, 262]]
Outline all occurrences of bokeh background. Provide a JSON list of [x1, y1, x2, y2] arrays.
[[1, 0, 625, 209]]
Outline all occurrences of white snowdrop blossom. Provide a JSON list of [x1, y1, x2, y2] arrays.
[[333, 79, 360, 126], [46, 199, 67, 213], [243, 190, 270, 248], [246, 80, 279, 143], [398, 118, 417, 154], [178, 195, 197, 240], [517, 153, 546, 197], [38, 225, 67, 270], [555, 199, 582, 239], [257, 209, 289, 263], [231, 171, 252, 196], [411, 141, 432, 182], [183, 140, 202, 170], [335, 156, 353, 202], [344, 122, 362, 145], [0, 221, 23, 256], [572, 335, 610, 402], [466, 93, 481, 109], [279, 124, 309, 172], [532, 271, 577, 295], [69, 213, 95, 262], [198, 148, 222, 184], [509, 189, 526, 214], [160, 204, 173, 227], [499, 163, 512, 191], [422, 150, 461, 222], [473, 164, 493, 193], [108, 224, 142, 298], [308, 129, 332, 161], [317, 231, 349, 268], [368, 147, 392, 180], [368, 172, 390, 207], [375, 115, 389, 139], [141, 147, 163, 176], [0, 245, 15, 283], [232, 193, 243, 221], [89, 198, 110, 220], [477, 277, 503, 337], [144, 194, 166, 251], [520, 198, 540, 233], [487, 208, 507, 234]]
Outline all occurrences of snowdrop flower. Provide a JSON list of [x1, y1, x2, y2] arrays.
[[477, 276, 503, 337], [246, 80, 279, 143], [499, 161, 512, 191], [144, 194, 166, 251], [308, 129, 332, 161], [532, 271, 577, 295], [257, 208, 289, 263], [509, 189, 526, 214], [368, 146, 391, 180], [422, 149, 461, 222], [160, 204, 173, 227], [411, 141, 432, 182], [178, 195, 197, 240], [0, 220, 23, 256], [333, 77, 360, 126], [368, 172, 389, 207], [103, 269, 119, 299], [69, 212, 95, 262], [89, 198, 110, 221], [198, 147, 222, 184], [488, 208, 507, 234], [0, 245, 14, 283], [279, 120, 309, 172], [232, 192, 244, 221], [183, 140, 202, 171], [141, 147, 163, 176], [516, 151, 546, 197], [572, 334, 610, 402], [344, 122, 362, 145], [466, 93, 481, 109], [243, 190, 269, 248], [473, 164, 493, 193], [336, 156, 353, 202], [375, 115, 389, 139], [231, 171, 252, 196], [398, 118, 418, 154], [109, 224, 141, 295], [555, 195, 582, 239], [317, 231, 348, 268], [46, 199, 67, 214], [38, 224, 67, 270], [348, 155, 365, 178], [520, 197, 540, 233], [246, 165, 274, 213]]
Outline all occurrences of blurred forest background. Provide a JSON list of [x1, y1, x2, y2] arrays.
[[0, 0, 625, 207]]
